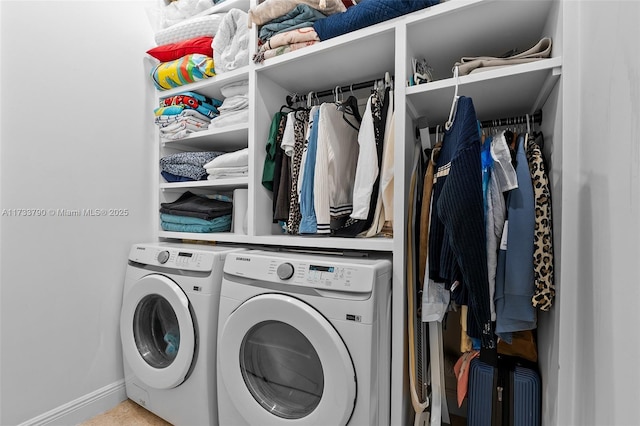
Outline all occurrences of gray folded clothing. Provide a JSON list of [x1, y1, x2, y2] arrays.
[[455, 37, 552, 76], [160, 151, 224, 181]]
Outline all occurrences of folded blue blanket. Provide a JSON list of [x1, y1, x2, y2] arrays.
[[313, 0, 440, 41], [161, 171, 198, 182], [259, 4, 327, 42], [161, 213, 232, 233], [161, 213, 231, 226]]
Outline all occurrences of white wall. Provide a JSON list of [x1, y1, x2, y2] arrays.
[[0, 1, 156, 424], [560, 1, 640, 425]]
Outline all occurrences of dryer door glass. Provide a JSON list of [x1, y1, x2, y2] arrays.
[[240, 320, 323, 419], [133, 294, 180, 368]]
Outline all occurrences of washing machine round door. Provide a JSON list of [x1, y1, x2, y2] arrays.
[[219, 294, 356, 425], [120, 274, 195, 389]]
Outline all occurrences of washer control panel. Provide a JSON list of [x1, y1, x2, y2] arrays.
[[224, 253, 377, 293], [129, 244, 215, 272]]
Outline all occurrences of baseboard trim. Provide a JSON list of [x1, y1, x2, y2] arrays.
[[19, 380, 127, 426]]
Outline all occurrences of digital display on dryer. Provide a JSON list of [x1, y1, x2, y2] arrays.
[[309, 265, 334, 273], [177, 252, 193, 257]]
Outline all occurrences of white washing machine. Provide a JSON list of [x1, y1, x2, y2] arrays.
[[216, 250, 392, 426], [120, 242, 242, 426]]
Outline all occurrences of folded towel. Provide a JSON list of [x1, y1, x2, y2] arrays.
[[454, 37, 552, 76], [208, 109, 249, 129], [218, 96, 249, 114], [220, 79, 249, 97], [213, 9, 250, 74], [206, 166, 249, 178], [203, 148, 249, 169]]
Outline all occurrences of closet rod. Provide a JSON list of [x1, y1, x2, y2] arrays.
[[427, 109, 542, 134], [286, 77, 392, 106]]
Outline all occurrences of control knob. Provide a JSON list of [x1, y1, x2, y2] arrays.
[[157, 250, 170, 264], [277, 262, 295, 280]]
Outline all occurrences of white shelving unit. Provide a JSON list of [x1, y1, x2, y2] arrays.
[[150, 0, 564, 424]]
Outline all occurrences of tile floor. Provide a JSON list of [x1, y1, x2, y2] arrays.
[[80, 400, 171, 426]]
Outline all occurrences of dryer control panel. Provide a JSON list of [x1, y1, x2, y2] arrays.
[[224, 252, 378, 294], [129, 244, 216, 272]]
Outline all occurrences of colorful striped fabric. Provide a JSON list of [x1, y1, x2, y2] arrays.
[[152, 54, 215, 91]]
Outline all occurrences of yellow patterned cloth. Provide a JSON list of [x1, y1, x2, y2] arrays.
[[152, 54, 215, 91]]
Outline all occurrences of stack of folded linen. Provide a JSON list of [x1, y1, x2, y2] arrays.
[[160, 191, 233, 233], [213, 9, 250, 74], [251, 1, 347, 63], [159, 0, 217, 29], [160, 151, 225, 182], [253, 26, 321, 63], [208, 80, 249, 129], [155, 92, 223, 141], [203, 147, 249, 179]]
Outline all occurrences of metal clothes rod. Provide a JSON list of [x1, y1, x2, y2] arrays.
[[427, 109, 542, 134], [286, 77, 392, 107]]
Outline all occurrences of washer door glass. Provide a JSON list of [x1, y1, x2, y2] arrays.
[[120, 274, 196, 390], [240, 320, 323, 419], [218, 293, 356, 425], [133, 294, 181, 368]]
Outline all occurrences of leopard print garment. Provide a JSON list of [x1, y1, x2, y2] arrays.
[[526, 138, 555, 311], [286, 110, 309, 234]]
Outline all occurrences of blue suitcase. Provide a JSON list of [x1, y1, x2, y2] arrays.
[[467, 356, 541, 426]]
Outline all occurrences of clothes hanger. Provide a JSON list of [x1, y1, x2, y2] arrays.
[[384, 71, 393, 90], [307, 91, 315, 109], [281, 92, 308, 113], [332, 85, 360, 130], [445, 66, 460, 130], [334, 85, 344, 106]]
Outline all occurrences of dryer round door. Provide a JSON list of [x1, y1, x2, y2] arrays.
[[120, 274, 196, 390], [218, 293, 356, 425]]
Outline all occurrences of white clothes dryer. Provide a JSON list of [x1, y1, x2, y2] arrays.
[[120, 242, 242, 426], [217, 250, 392, 426]]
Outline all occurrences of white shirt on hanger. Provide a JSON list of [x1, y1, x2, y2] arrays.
[[351, 94, 378, 220]]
